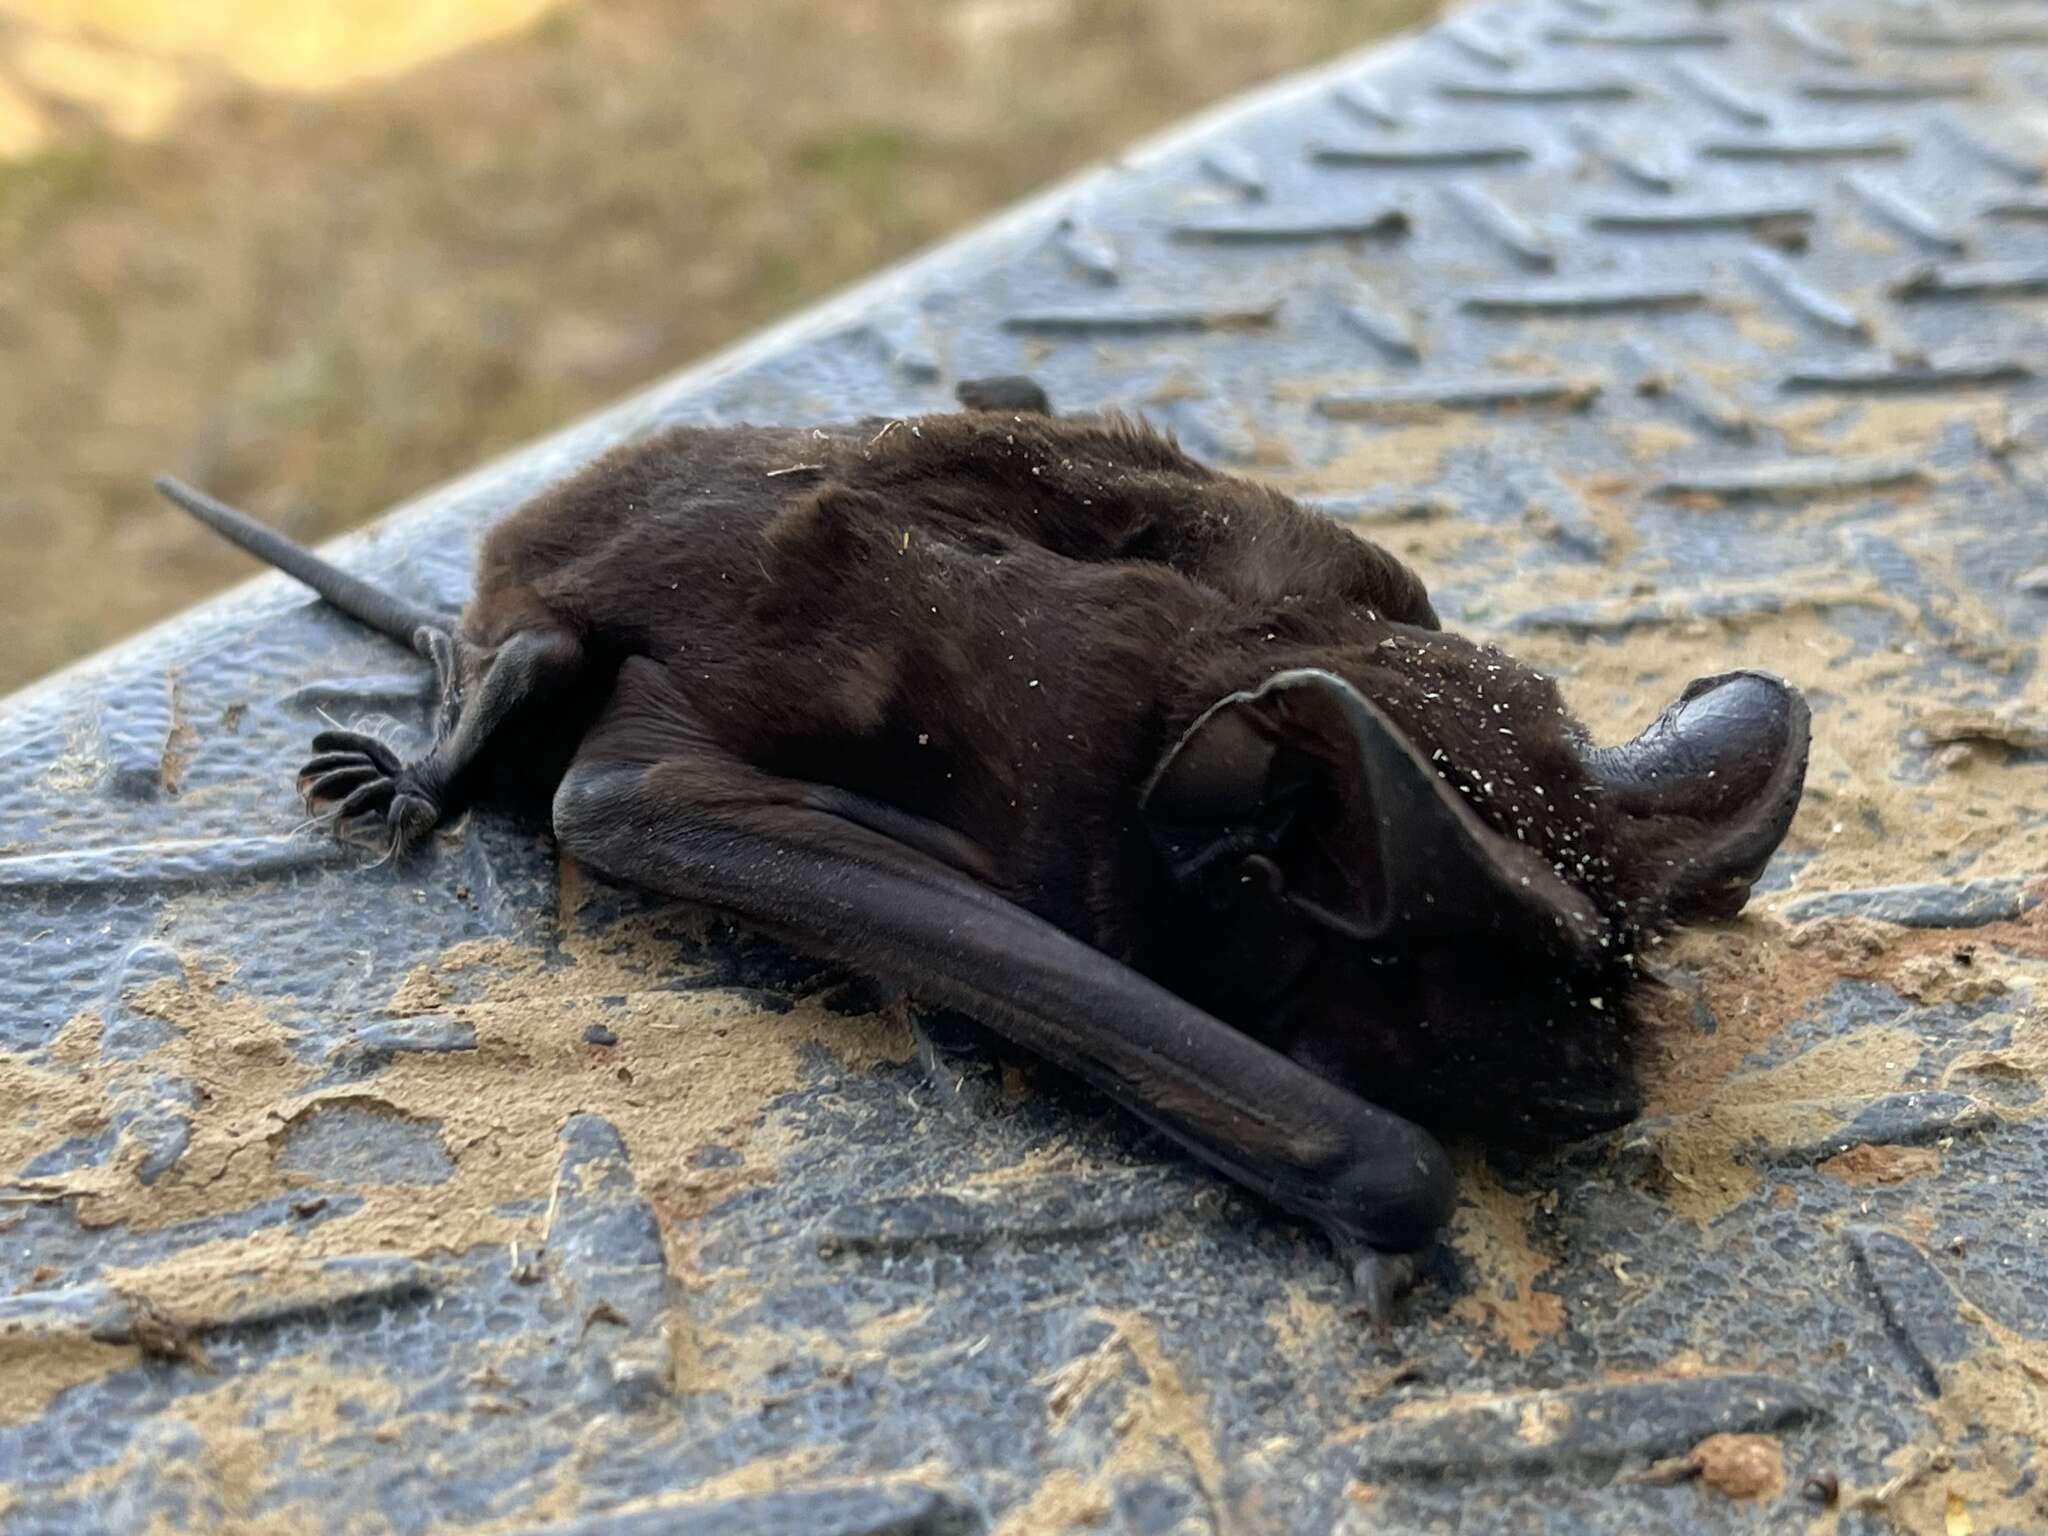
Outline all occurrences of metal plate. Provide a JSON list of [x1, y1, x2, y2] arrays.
[[3, 2, 2046, 1531]]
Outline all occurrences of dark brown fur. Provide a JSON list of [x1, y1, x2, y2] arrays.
[[478, 412, 1648, 1132]]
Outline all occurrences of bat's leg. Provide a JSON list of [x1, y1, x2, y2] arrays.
[[300, 625, 584, 854], [549, 659, 1455, 1299], [414, 624, 465, 742]]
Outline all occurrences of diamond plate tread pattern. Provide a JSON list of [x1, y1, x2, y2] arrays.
[[3, 1, 2047, 1533]]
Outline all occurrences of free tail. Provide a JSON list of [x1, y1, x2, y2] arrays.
[[154, 475, 449, 646]]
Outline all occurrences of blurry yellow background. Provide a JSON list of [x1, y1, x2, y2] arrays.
[[0, 1, 565, 152], [0, 0, 1432, 691]]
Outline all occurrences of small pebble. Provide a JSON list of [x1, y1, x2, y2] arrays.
[[584, 1024, 619, 1047]]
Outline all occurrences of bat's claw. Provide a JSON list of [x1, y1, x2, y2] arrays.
[[1344, 1244, 1429, 1328]]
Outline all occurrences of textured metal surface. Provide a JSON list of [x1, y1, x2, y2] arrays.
[[4, 2, 2047, 1532]]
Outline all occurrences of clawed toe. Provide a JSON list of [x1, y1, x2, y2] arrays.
[[309, 729, 402, 774], [331, 809, 397, 852], [333, 778, 396, 821], [300, 749, 381, 778], [298, 763, 383, 805]]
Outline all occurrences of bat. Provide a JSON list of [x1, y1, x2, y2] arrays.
[[155, 379, 1810, 1313]]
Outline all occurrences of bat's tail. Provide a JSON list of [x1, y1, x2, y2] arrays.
[[154, 474, 450, 647]]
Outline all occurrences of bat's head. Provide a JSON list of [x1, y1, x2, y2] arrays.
[[1139, 641, 1809, 1143]]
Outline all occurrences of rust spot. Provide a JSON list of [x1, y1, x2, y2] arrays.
[[1819, 1144, 1942, 1186], [158, 671, 199, 795], [1693, 1433, 1786, 1500]]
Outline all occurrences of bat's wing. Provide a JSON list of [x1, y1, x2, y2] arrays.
[[551, 658, 1454, 1274]]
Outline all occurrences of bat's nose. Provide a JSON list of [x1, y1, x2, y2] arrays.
[[1584, 668, 1813, 923], [1663, 670, 1806, 802], [1591, 669, 1808, 815]]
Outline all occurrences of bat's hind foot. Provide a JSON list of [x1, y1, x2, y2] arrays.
[[297, 729, 443, 856]]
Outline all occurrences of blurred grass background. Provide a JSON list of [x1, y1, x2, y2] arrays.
[[0, 0, 1436, 693]]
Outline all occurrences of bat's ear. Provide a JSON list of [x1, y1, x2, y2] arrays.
[[1141, 669, 1605, 958], [1584, 670, 1811, 922]]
